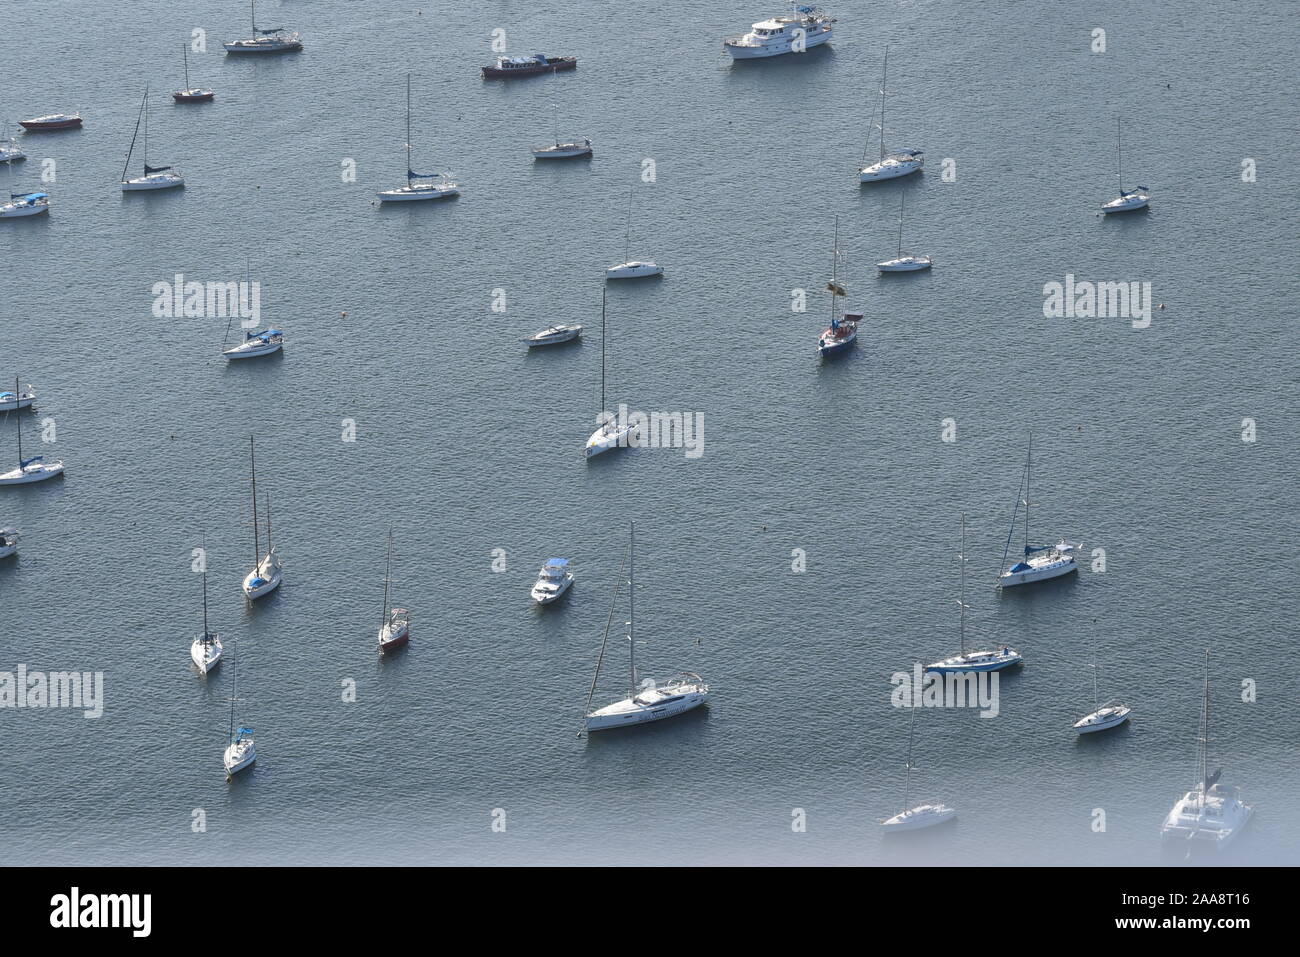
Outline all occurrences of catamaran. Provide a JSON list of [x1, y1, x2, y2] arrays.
[[223, 0, 302, 54], [606, 186, 662, 279], [120, 85, 184, 191], [173, 42, 215, 102], [996, 434, 1080, 588], [817, 216, 859, 357], [926, 515, 1022, 674], [240, 436, 282, 600], [377, 74, 459, 203], [1160, 651, 1251, 851], [1101, 117, 1149, 214], [0, 377, 64, 484], [531, 558, 574, 604], [0, 382, 34, 411], [190, 555, 223, 674], [377, 528, 410, 653], [1072, 650, 1130, 734], [584, 288, 637, 458], [222, 636, 256, 779], [583, 525, 709, 731], [879, 691, 957, 831], [858, 47, 923, 182], [876, 192, 930, 271], [0, 527, 17, 559], [723, 4, 835, 59]]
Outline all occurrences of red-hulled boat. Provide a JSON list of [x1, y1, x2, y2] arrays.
[[173, 43, 215, 102], [482, 54, 577, 79], [19, 114, 82, 131]]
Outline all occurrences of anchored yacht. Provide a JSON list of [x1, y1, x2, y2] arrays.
[[224, 1, 302, 54], [996, 434, 1080, 588], [858, 48, 923, 182], [530, 558, 574, 604], [926, 515, 1022, 675], [724, 5, 834, 59], [223, 328, 283, 359]]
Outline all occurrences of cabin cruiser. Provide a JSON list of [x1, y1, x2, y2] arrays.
[[223, 328, 284, 360], [1102, 187, 1150, 214], [0, 191, 49, 218], [523, 324, 581, 347], [530, 559, 574, 604], [533, 138, 592, 160], [998, 541, 1078, 587], [0, 527, 17, 559], [482, 54, 576, 79], [606, 260, 662, 280], [0, 384, 34, 411], [724, 5, 834, 59], [585, 673, 709, 731], [224, 28, 302, 54], [18, 114, 81, 131]]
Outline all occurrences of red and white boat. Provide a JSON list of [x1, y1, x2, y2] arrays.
[[482, 54, 576, 79], [19, 114, 82, 131], [173, 43, 215, 102]]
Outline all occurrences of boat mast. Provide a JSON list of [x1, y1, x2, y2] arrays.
[[1024, 432, 1032, 554], [121, 90, 146, 182], [599, 286, 607, 415], [1116, 117, 1123, 196], [829, 216, 840, 326], [902, 691, 917, 812], [142, 84, 149, 170], [265, 492, 273, 555], [1091, 650, 1099, 712], [582, 546, 629, 726], [249, 436, 261, 567], [13, 376, 22, 465], [201, 545, 211, 646], [879, 46, 888, 162], [896, 193, 905, 258], [623, 186, 633, 263], [628, 523, 637, 697], [405, 73, 412, 182], [1199, 648, 1210, 799], [183, 43, 191, 90], [250, 0, 256, 35], [958, 513, 968, 655], [381, 527, 393, 628], [228, 636, 238, 745]]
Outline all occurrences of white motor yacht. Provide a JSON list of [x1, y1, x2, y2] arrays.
[[724, 4, 834, 59], [523, 324, 582, 347], [531, 558, 574, 604]]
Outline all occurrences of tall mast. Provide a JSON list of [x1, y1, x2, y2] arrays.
[[1092, 650, 1099, 712], [1116, 117, 1123, 195], [623, 186, 633, 262], [265, 492, 273, 554], [250, 0, 256, 34], [142, 84, 149, 169], [13, 376, 22, 464], [405, 73, 412, 180], [896, 193, 905, 257], [228, 636, 238, 744], [958, 513, 968, 655], [829, 216, 840, 325], [121, 90, 146, 182], [1199, 649, 1210, 797], [201, 544, 211, 645], [1024, 432, 1032, 553], [628, 523, 637, 696], [879, 47, 888, 162], [902, 690, 917, 812], [249, 436, 260, 566], [599, 286, 607, 414], [381, 527, 393, 628], [183, 43, 191, 90]]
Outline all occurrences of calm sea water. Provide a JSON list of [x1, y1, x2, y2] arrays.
[[1, 0, 1296, 865]]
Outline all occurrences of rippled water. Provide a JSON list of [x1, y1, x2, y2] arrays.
[[1, 0, 1296, 865]]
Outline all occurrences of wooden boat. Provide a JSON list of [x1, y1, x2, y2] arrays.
[[482, 54, 576, 79]]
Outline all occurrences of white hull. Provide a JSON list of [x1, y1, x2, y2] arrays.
[[224, 39, 301, 54], [859, 157, 923, 182], [524, 325, 581, 347], [1160, 787, 1252, 850], [377, 184, 459, 202], [724, 28, 832, 59], [0, 543, 15, 559], [242, 565, 282, 600], [0, 461, 64, 484], [877, 256, 931, 272], [1074, 704, 1130, 734], [533, 145, 592, 159], [0, 395, 34, 412], [223, 341, 282, 360], [585, 422, 636, 458], [606, 261, 663, 279], [1102, 193, 1149, 213], [0, 149, 26, 164], [880, 804, 957, 831], [190, 638, 223, 674], [531, 577, 573, 604], [223, 740, 256, 777], [0, 202, 49, 218], [378, 620, 409, 651], [998, 554, 1077, 588], [585, 683, 708, 731], [121, 173, 185, 191]]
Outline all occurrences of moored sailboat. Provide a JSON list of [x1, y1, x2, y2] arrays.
[[1101, 117, 1149, 214], [0, 376, 64, 484], [377, 528, 410, 653], [1072, 650, 1130, 734], [190, 552, 223, 674], [223, 0, 302, 54], [120, 85, 184, 191], [996, 433, 1080, 588], [817, 216, 858, 357], [926, 515, 1021, 674], [173, 42, 215, 102], [858, 47, 923, 182], [606, 186, 662, 279], [876, 192, 930, 271], [240, 436, 282, 600], [222, 636, 256, 779], [584, 288, 637, 458], [879, 690, 956, 831], [377, 74, 459, 203]]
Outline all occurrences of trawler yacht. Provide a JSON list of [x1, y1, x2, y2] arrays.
[[724, 5, 835, 59]]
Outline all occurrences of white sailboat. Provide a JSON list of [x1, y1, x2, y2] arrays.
[[996, 433, 1080, 588], [926, 514, 1022, 674], [876, 192, 931, 271], [0, 381, 34, 411], [1072, 651, 1130, 733], [0, 527, 17, 559], [533, 101, 592, 159], [190, 554, 223, 674], [223, 0, 302, 54], [1101, 117, 1149, 214], [879, 692, 957, 831], [858, 47, 923, 182], [377, 527, 410, 653], [120, 85, 184, 191], [222, 327, 283, 359], [0, 158, 47, 218], [606, 186, 662, 279], [240, 436, 282, 600], [222, 636, 256, 779], [0, 376, 64, 485], [584, 288, 637, 458], [377, 74, 459, 203], [584, 524, 709, 732], [1160, 651, 1252, 850], [0, 120, 25, 163]]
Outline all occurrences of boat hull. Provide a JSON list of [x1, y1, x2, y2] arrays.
[[242, 569, 282, 600], [880, 804, 957, 831], [223, 342, 282, 360], [724, 29, 832, 59], [19, 118, 82, 131], [585, 688, 708, 731], [0, 462, 64, 484], [121, 173, 185, 191], [531, 578, 573, 604], [606, 262, 663, 279], [378, 625, 409, 652], [877, 257, 932, 272], [482, 57, 576, 79], [377, 185, 459, 202], [223, 41, 302, 54], [524, 326, 581, 347], [998, 557, 1077, 588], [190, 639, 223, 674], [0, 202, 49, 218], [1074, 706, 1130, 734], [585, 423, 636, 458], [173, 90, 215, 103], [223, 741, 256, 777], [1102, 195, 1149, 213], [859, 157, 923, 182]]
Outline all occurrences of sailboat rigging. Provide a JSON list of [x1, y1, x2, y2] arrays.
[[121, 84, 184, 191], [377, 73, 459, 202]]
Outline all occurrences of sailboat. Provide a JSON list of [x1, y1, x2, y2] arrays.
[[173, 42, 215, 103], [583, 524, 709, 732], [0, 381, 34, 412], [240, 436, 282, 600], [532, 101, 592, 159], [0, 376, 64, 484], [606, 186, 662, 279], [876, 192, 930, 271], [223, 0, 303, 54], [584, 287, 637, 458], [0, 158, 48, 218], [0, 527, 18, 559], [817, 215, 860, 357], [377, 74, 459, 202], [879, 690, 957, 830], [0, 120, 26, 163], [190, 552, 223, 674], [1160, 650, 1252, 850], [926, 514, 1022, 674], [1072, 650, 1130, 734], [1101, 117, 1149, 214], [377, 528, 410, 653], [222, 636, 256, 779], [858, 47, 923, 182], [996, 433, 1079, 588], [120, 85, 184, 191]]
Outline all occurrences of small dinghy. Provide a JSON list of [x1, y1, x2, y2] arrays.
[[18, 114, 81, 131], [190, 559, 223, 674], [0, 383, 34, 411], [531, 558, 574, 604], [223, 328, 283, 360], [0, 527, 18, 559], [0, 191, 49, 218], [376, 529, 410, 653], [523, 324, 581, 347]]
